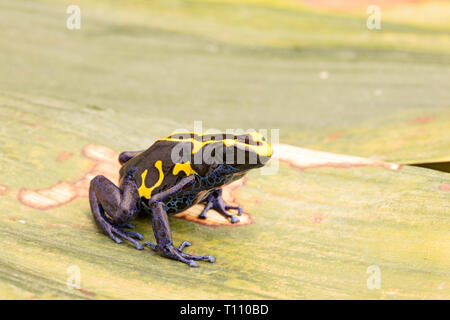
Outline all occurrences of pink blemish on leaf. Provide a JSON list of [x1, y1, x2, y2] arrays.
[[71, 223, 96, 231], [439, 184, 450, 192], [45, 223, 67, 228], [82, 144, 119, 163], [313, 215, 326, 224], [324, 132, 343, 143], [77, 288, 96, 297], [0, 185, 8, 195], [56, 151, 73, 162], [20, 120, 37, 127], [412, 116, 435, 124], [18, 182, 78, 210]]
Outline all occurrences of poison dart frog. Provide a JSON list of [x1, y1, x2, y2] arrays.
[[89, 131, 272, 267]]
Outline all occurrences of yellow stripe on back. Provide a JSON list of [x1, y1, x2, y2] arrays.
[[159, 132, 272, 157], [159, 137, 217, 154]]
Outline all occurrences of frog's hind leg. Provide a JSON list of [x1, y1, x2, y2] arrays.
[[198, 188, 242, 224], [89, 170, 144, 249], [118, 150, 145, 165]]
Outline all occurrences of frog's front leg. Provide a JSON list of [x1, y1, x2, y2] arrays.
[[143, 177, 215, 267], [144, 202, 215, 267], [199, 188, 242, 223], [89, 169, 144, 249]]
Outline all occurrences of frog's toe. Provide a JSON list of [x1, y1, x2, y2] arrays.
[[226, 205, 243, 216], [122, 230, 144, 240], [198, 202, 212, 220], [143, 241, 157, 251], [148, 241, 214, 266], [107, 225, 144, 250], [118, 223, 135, 229], [230, 215, 240, 224], [178, 241, 191, 251], [178, 250, 216, 263], [189, 261, 199, 268], [173, 241, 215, 264], [113, 224, 143, 240], [108, 232, 123, 244]]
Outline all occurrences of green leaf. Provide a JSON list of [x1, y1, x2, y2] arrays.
[[0, 0, 449, 299]]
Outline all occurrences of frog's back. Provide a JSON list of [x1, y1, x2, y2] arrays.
[[119, 141, 171, 179], [119, 140, 201, 209]]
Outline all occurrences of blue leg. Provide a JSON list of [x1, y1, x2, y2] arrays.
[[142, 176, 216, 267]]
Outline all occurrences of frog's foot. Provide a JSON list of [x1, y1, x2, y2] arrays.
[[117, 222, 135, 229], [103, 219, 144, 250], [112, 223, 144, 241], [144, 240, 215, 267], [199, 189, 242, 224], [147, 182, 216, 267]]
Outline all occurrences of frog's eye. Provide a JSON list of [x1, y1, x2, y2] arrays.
[[248, 131, 266, 143], [240, 133, 266, 146]]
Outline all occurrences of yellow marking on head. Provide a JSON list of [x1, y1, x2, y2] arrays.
[[223, 139, 273, 157], [138, 160, 164, 199], [159, 137, 219, 154], [173, 162, 198, 176]]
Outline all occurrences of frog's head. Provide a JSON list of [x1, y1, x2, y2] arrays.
[[220, 131, 273, 171], [161, 131, 272, 177]]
